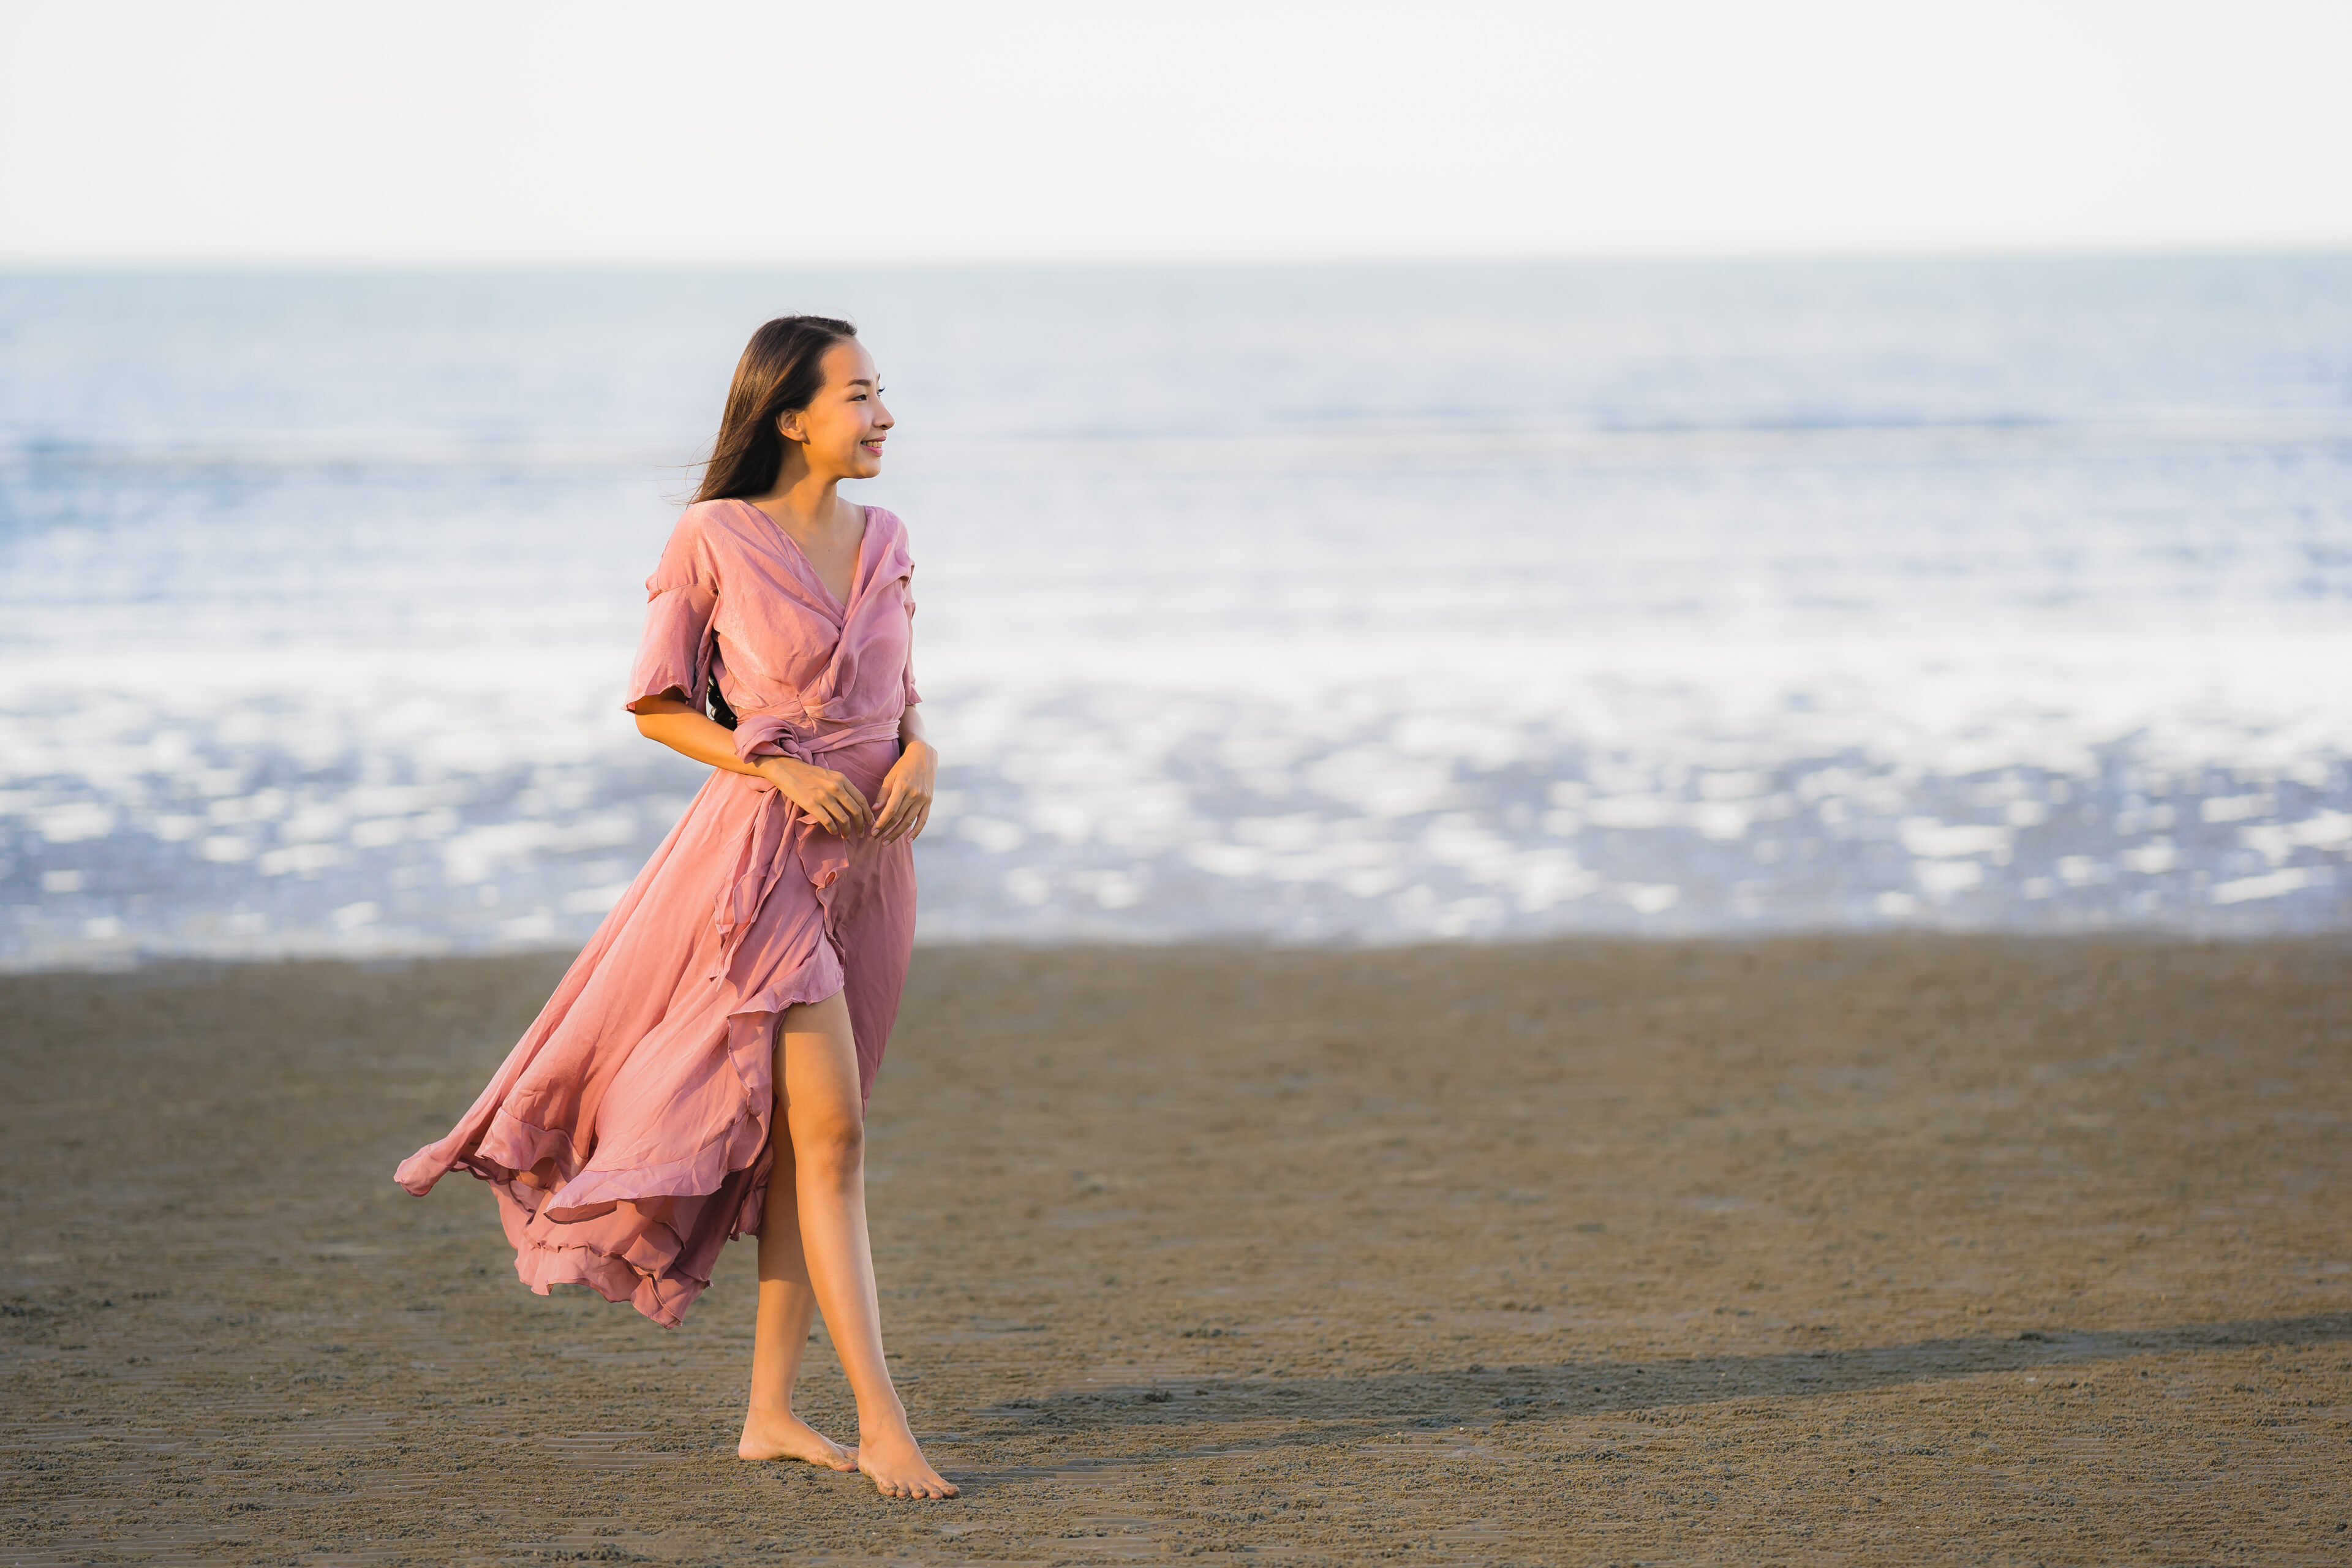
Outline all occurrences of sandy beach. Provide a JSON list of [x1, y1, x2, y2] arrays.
[[4, 934, 2348, 1565]]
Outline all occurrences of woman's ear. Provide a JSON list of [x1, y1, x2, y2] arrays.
[[775, 410, 804, 445]]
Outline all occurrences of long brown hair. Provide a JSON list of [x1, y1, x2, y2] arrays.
[[692, 315, 859, 503]]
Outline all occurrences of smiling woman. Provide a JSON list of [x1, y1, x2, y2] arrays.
[[392, 315, 957, 1501]]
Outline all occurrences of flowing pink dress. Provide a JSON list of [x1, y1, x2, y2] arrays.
[[394, 499, 922, 1328]]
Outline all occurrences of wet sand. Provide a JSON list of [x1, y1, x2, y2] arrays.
[[4, 935, 2349, 1566]]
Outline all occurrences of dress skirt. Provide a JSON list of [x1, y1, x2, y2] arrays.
[[393, 736, 914, 1327]]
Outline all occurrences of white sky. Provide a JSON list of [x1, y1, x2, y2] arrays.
[[3, 0, 2348, 266]]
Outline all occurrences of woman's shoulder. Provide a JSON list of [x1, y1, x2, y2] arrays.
[[674, 496, 753, 536], [646, 498, 751, 590], [862, 504, 914, 551], [666, 497, 769, 558], [861, 504, 916, 572]]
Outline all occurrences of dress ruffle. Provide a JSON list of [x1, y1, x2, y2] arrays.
[[395, 745, 909, 1327]]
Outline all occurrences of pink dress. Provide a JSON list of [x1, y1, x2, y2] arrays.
[[394, 499, 922, 1328]]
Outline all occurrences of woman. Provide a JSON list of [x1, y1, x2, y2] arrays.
[[394, 315, 957, 1500]]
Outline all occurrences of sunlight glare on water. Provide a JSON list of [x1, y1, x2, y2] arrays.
[[2, 260, 2348, 965]]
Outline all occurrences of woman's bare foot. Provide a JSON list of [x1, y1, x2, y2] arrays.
[[737, 1409, 856, 1469], [856, 1426, 959, 1499]]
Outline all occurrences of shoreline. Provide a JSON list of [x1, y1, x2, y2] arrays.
[[7, 918, 2349, 979]]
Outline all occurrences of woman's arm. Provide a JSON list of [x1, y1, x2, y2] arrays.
[[631, 693, 875, 837], [870, 706, 937, 843]]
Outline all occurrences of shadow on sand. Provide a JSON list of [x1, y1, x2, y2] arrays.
[[951, 1313, 2352, 1482]]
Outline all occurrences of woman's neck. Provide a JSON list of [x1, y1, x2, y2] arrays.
[[748, 464, 849, 537]]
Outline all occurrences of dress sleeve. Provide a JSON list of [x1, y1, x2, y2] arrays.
[[625, 512, 720, 712]]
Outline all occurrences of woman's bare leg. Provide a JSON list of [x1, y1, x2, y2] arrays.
[[775, 989, 957, 1499], [739, 1133, 856, 1468]]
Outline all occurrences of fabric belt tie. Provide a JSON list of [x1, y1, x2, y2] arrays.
[[707, 709, 905, 982]]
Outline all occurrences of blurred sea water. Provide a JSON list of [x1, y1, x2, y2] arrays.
[[2, 259, 2348, 967]]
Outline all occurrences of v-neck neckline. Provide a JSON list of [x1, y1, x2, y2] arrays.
[[738, 498, 866, 614]]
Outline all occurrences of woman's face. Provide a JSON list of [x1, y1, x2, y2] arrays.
[[780, 339, 892, 480]]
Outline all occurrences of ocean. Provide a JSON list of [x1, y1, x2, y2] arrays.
[[2, 259, 2347, 967]]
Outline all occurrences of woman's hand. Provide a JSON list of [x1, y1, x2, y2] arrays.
[[757, 756, 874, 837], [870, 739, 937, 843]]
